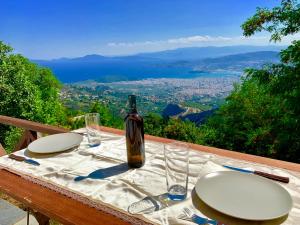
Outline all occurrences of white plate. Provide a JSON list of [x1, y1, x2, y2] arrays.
[[28, 133, 83, 154], [195, 171, 293, 220]]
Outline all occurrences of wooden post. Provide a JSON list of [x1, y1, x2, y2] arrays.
[[31, 210, 50, 225], [13, 130, 37, 152], [0, 143, 6, 156]]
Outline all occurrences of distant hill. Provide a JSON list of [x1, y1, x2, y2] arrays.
[[180, 109, 217, 125], [161, 103, 217, 125], [33, 46, 283, 83], [189, 51, 280, 71], [136, 45, 284, 61], [162, 104, 186, 118]]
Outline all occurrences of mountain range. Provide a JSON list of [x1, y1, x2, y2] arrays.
[[33, 45, 283, 83]]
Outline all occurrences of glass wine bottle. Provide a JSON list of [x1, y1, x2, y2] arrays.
[[125, 95, 145, 168]]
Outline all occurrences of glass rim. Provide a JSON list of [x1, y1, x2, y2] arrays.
[[164, 141, 189, 149]]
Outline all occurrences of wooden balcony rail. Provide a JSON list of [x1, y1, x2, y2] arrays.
[[0, 115, 69, 155], [0, 115, 299, 172]]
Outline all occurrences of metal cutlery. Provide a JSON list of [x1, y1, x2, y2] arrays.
[[8, 154, 40, 166], [179, 207, 226, 225], [223, 165, 289, 183]]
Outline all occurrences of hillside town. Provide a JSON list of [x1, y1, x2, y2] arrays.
[[61, 74, 240, 115]]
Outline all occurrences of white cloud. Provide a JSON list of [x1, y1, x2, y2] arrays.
[[167, 35, 232, 44], [107, 35, 272, 48], [107, 40, 160, 47], [103, 34, 298, 55]]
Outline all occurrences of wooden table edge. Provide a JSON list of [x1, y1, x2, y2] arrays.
[[0, 169, 143, 225]]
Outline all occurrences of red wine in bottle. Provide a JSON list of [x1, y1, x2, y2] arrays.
[[125, 95, 145, 168]]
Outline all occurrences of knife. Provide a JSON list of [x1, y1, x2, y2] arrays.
[[9, 154, 40, 166], [223, 165, 289, 183]]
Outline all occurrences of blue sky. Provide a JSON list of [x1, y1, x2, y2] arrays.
[[0, 0, 294, 59]]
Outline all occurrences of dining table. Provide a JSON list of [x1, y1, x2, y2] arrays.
[[0, 126, 299, 225]]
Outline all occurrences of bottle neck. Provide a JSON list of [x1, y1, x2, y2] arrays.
[[129, 107, 137, 113], [128, 95, 137, 113]]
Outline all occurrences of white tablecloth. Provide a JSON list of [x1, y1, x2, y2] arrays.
[[0, 130, 299, 225]]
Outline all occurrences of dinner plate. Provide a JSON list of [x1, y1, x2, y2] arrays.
[[195, 171, 293, 220], [28, 133, 83, 154]]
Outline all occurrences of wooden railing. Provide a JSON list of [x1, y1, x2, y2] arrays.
[[0, 115, 299, 172], [0, 115, 69, 156]]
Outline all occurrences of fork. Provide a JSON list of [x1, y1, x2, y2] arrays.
[[180, 207, 226, 225]]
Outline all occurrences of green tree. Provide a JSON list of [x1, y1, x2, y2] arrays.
[[0, 41, 66, 152], [201, 0, 300, 162], [242, 0, 300, 42], [144, 113, 167, 137], [89, 101, 123, 129], [164, 119, 202, 143], [144, 112, 203, 143]]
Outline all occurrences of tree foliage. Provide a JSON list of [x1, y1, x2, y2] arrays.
[[201, 0, 300, 162], [0, 41, 66, 151], [242, 0, 300, 41], [90, 101, 124, 129], [144, 113, 203, 144]]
